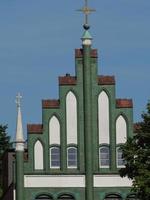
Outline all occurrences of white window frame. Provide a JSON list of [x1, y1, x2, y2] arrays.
[[50, 146, 60, 169], [67, 147, 77, 168], [99, 146, 110, 168]]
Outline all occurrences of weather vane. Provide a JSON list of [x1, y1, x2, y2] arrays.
[[77, 0, 96, 30], [15, 93, 22, 108]]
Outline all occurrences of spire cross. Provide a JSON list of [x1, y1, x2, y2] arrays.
[[16, 93, 22, 107], [77, 0, 95, 29]]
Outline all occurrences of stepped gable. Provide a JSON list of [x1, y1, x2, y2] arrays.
[[116, 99, 133, 108], [59, 74, 77, 85], [42, 99, 59, 109], [75, 48, 98, 58], [98, 75, 115, 85], [27, 124, 43, 134]]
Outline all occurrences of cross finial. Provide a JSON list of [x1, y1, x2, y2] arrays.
[[15, 93, 22, 108], [77, 0, 96, 30]]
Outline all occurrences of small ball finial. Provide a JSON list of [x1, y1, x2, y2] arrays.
[[83, 24, 90, 30]]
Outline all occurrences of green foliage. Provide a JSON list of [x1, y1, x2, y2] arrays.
[[0, 124, 12, 198], [0, 125, 12, 156], [119, 101, 150, 200]]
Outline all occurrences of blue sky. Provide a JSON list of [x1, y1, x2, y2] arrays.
[[0, 0, 150, 140]]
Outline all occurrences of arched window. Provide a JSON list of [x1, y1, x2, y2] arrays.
[[67, 147, 77, 168], [104, 194, 122, 200], [34, 140, 44, 170], [49, 116, 60, 145], [116, 115, 127, 144], [58, 194, 74, 200], [126, 194, 137, 200], [35, 194, 53, 199], [50, 146, 60, 168], [117, 147, 125, 168], [66, 91, 77, 145], [98, 91, 110, 144], [99, 146, 110, 168]]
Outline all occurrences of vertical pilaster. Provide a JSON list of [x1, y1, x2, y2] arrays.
[[16, 151, 24, 200], [82, 31, 93, 200]]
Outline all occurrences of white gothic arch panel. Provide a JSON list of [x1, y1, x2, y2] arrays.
[[34, 140, 44, 170], [49, 116, 60, 145], [98, 91, 110, 144], [66, 91, 77, 144], [116, 115, 127, 144]]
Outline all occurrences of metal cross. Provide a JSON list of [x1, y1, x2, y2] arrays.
[[77, 0, 96, 29], [15, 93, 22, 107]]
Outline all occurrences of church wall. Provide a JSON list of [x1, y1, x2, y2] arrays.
[[22, 48, 134, 200]]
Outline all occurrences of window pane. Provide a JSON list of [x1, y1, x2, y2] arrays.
[[101, 159, 109, 166], [68, 148, 76, 154], [50, 147, 60, 168], [67, 147, 77, 168], [68, 154, 76, 159], [117, 148, 125, 167], [99, 147, 110, 167]]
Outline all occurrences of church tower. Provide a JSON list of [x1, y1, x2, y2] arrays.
[[12, 1, 136, 200]]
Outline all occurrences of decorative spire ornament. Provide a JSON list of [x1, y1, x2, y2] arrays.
[[77, 0, 95, 30], [15, 93, 25, 151]]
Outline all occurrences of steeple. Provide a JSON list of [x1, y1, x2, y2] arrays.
[[15, 93, 24, 151]]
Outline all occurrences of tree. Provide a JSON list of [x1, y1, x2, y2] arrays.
[[119, 101, 150, 200], [0, 124, 12, 197]]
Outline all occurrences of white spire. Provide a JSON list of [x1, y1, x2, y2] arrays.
[[15, 93, 25, 151]]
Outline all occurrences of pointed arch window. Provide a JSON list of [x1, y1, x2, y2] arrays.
[[116, 147, 125, 168], [50, 146, 60, 168], [116, 115, 127, 144], [34, 140, 44, 170], [66, 91, 77, 145], [99, 146, 110, 168], [67, 147, 77, 168], [49, 115, 60, 145], [58, 194, 74, 200], [98, 91, 110, 145], [104, 194, 122, 200]]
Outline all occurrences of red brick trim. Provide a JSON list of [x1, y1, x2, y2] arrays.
[[42, 99, 59, 108], [75, 49, 98, 58], [59, 75, 76, 85], [116, 99, 133, 108], [98, 75, 115, 85], [27, 124, 43, 134]]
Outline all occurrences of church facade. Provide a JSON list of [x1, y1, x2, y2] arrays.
[[12, 29, 136, 200]]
